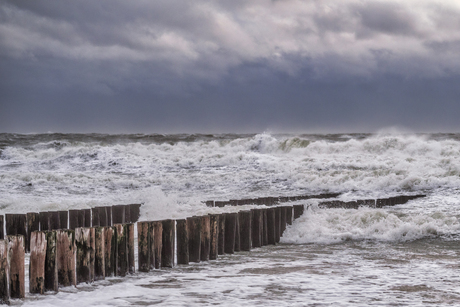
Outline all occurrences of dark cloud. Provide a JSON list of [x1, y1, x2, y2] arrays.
[[1, 0, 460, 133]]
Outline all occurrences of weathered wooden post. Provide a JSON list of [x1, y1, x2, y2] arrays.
[[104, 226, 116, 277], [99, 207, 108, 227], [44, 231, 58, 292], [78, 210, 85, 228], [234, 213, 241, 252], [137, 222, 150, 272], [274, 207, 281, 243], [40, 211, 50, 231], [75, 227, 95, 284], [83, 209, 91, 227], [239, 211, 252, 251], [112, 205, 125, 225], [218, 214, 225, 255], [7, 235, 25, 298], [267, 208, 276, 245], [176, 219, 189, 265], [224, 213, 237, 254], [5, 214, 27, 250], [153, 221, 162, 269], [200, 216, 210, 262], [0, 216, 3, 240], [91, 208, 100, 227], [148, 222, 155, 270], [293, 204, 304, 220], [187, 217, 201, 262], [129, 204, 141, 223], [209, 214, 219, 260], [161, 219, 175, 268], [286, 206, 293, 225], [280, 206, 287, 235], [49, 211, 60, 230], [124, 205, 131, 224], [29, 231, 46, 294], [115, 224, 128, 277], [27, 212, 40, 253], [68, 210, 79, 230], [94, 227, 105, 280], [127, 223, 135, 274], [0, 240, 8, 304], [262, 209, 268, 246], [59, 211, 68, 230], [106, 206, 113, 226], [251, 209, 263, 248], [56, 229, 76, 287]]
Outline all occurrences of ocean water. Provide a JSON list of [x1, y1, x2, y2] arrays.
[[1, 132, 460, 306]]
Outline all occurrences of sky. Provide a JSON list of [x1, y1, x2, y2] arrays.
[[1, 0, 460, 133]]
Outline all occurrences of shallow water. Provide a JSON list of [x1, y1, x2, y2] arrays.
[[1, 132, 460, 306]]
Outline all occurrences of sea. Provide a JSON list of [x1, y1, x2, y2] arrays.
[[0, 132, 459, 306]]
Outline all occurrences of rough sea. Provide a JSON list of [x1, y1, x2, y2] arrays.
[[1, 132, 459, 306]]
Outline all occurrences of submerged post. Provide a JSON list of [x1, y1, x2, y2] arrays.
[[224, 213, 237, 254], [75, 227, 95, 284], [293, 204, 304, 220], [94, 227, 105, 280], [127, 223, 135, 274], [176, 219, 189, 265], [29, 231, 46, 294], [239, 211, 252, 251], [209, 214, 219, 260], [267, 208, 276, 245], [200, 216, 210, 262], [251, 209, 263, 248], [187, 216, 201, 263], [218, 214, 225, 255], [115, 224, 128, 277], [153, 221, 162, 269], [161, 219, 175, 268], [148, 222, 155, 270]]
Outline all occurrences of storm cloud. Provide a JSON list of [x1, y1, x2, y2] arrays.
[[1, 0, 460, 133]]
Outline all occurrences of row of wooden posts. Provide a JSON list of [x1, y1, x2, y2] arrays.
[[0, 203, 305, 304], [0, 203, 142, 253], [205, 193, 341, 207]]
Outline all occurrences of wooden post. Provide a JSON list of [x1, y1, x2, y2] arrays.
[[56, 229, 76, 287], [124, 205, 131, 224], [234, 213, 240, 252], [59, 211, 68, 230], [104, 227, 116, 277], [152, 221, 162, 269], [224, 213, 236, 254], [148, 222, 155, 270], [161, 219, 175, 268], [137, 222, 150, 272], [68, 210, 79, 230], [176, 219, 189, 265], [286, 206, 293, 225], [274, 207, 281, 243], [239, 211, 252, 251], [99, 207, 108, 227], [7, 235, 25, 298], [112, 205, 125, 225], [129, 204, 141, 223], [83, 209, 91, 227], [251, 209, 263, 248], [262, 209, 268, 246], [187, 217, 201, 263], [44, 231, 58, 292], [40, 211, 50, 231], [94, 227, 105, 280], [49, 211, 60, 230], [5, 214, 27, 250], [0, 240, 8, 304], [91, 208, 100, 227], [127, 224, 135, 274], [293, 204, 304, 220], [200, 216, 210, 262], [27, 212, 40, 253], [106, 206, 113, 226], [267, 208, 276, 245], [75, 227, 95, 284], [218, 214, 225, 255], [280, 206, 287, 235], [29, 231, 46, 294], [0, 216, 3, 240], [209, 214, 219, 260], [115, 224, 128, 277]]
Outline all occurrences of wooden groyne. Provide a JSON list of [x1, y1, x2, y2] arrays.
[[0, 194, 426, 304]]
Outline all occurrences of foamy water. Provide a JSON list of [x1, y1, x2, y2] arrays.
[[1, 132, 460, 306]]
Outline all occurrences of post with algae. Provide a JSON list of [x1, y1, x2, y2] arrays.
[[56, 229, 76, 287], [29, 231, 46, 294]]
